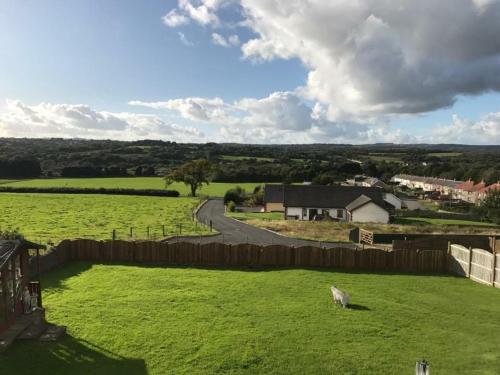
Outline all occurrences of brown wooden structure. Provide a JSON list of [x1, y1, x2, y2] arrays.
[[0, 240, 45, 334]]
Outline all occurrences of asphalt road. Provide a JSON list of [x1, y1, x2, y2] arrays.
[[165, 198, 356, 248]]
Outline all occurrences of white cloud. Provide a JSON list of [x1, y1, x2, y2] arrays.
[[0, 99, 204, 142], [162, 9, 189, 27], [432, 112, 500, 144], [129, 97, 229, 122], [130, 92, 414, 144], [177, 32, 194, 46], [211, 32, 240, 47], [166, 0, 500, 118]]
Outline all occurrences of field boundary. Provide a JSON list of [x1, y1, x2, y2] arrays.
[[31, 239, 448, 275], [0, 186, 180, 197]]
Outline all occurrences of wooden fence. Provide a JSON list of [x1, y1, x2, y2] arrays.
[[448, 244, 499, 288], [43, 239, 448, 273]]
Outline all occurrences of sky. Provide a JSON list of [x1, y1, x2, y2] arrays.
[[1, 0, 500, 144]]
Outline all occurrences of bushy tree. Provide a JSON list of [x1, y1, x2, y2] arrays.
[[478, 189, 500, 224], [165, 159, 213, 197], [224, 186, 247, 205]]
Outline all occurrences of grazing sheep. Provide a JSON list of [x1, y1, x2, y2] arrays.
[[331, 286, 350, 308]]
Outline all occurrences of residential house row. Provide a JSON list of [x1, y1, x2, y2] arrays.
[[391, 174, 500, 204]]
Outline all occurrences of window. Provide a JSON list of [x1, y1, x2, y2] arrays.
[[302, 208, 307, 218], [337, 209, 343, 218]]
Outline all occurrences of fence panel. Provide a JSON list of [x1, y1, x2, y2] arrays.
[[470, 248, 494, 286], [418, 250, 446, 273], [448, 244, 470, 277], [357, 249, 387, 270], [43, 239, 457, 274], [391, 249, 417, 272]]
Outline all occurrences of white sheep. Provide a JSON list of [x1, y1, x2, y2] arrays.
[[331, 286, 350, 308]]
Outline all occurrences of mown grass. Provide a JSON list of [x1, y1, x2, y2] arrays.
[[1, 178, 266, 197], [0, 193, 208, 244], [231, 213, 500, 242], [1, 263, 499, 374]]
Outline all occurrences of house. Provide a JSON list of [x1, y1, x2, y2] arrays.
[[345, 175, 389, 190], [383, 192, 402, 210], [0, 239, 45, 334], [263, 184, 285, 212], [266, 185, 390, 223]]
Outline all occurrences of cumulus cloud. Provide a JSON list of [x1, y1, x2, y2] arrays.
[[432, 112, 500, 144], [211, 32, 240, 47], [0, 99, 204, 142], [162, 9, 189, 27], [165, 0, 500, 118], [130, 92, 414, 144]]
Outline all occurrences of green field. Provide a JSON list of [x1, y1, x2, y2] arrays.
[[0, 193, 208, 244], [220, 155, 276, 162], [394, 217, 499, 227], [1, 263, 499, 374], [427, 152, 462, 158], [1, 178, 266, 197]]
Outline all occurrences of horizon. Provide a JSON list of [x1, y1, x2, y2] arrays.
[[1, 1, 500, 145]]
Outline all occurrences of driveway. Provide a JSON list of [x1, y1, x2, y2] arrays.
[[165, 198, 356, 248]]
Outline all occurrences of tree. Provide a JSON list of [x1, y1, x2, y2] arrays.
[[478, 189, 500, 224], [165, 159, 213, 197]]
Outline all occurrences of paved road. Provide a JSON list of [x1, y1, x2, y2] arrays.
[[165, 198, 357, 248]]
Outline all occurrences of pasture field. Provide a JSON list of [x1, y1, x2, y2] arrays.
[[230, 213, 500, 242], [1, 178, 266, 197], [1, 263, 499, 374], [0, 193, 208, 244]]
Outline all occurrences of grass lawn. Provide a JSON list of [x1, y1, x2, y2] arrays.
[[228, 211, 284, 221], [1, 263, 500, 374], [229, 213, 500, 242], [394, 217, 499, 227], [0, 178, 267, 197], [0, 193, 208, 244]]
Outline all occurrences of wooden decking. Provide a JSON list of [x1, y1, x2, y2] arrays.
[[0, 309, 66, 352]]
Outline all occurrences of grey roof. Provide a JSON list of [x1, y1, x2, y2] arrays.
[[0, 240, 20, 270], [0, 239, 45, 270], [264, 184, 284, 203], [282, 185, 387, 209], [392, 174, 462, 188], [346, 195, 372, 211]]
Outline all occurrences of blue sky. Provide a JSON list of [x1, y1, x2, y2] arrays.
[[1, 0, 500, 144]]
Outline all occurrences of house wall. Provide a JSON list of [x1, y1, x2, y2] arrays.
[[265, 202, 284, 212], [350, 202, 389, 223], [285, 207, 346, 221]]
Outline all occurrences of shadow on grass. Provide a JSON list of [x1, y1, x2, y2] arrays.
[[0, 334, 147, 375], [348, 304, 371, 311], [49, 260, 456, 278]]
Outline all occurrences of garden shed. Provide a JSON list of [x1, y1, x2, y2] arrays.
[[0, 239, 45, 334]]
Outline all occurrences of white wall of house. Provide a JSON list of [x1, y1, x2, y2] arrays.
[[383, 193, 402, 210], [349, 202, 389, 223], [285, 207, 346, 221]]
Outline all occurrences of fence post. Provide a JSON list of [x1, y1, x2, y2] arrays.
[[162, 225, 166, 237], [180, 224, 182, 235], [112, 229, 116, 241], [492, 247, 497, 288], [146, 226, 150, 239], [210, 220, 212, 232], [467, 246, 473, 278], [130, 227, 133, 238]]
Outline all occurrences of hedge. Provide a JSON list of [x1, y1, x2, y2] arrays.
[[0, 186, 180, 197]]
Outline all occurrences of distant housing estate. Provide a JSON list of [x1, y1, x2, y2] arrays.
[[391, 174, 500, 204]]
